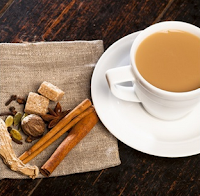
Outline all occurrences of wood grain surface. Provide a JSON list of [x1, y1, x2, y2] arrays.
[[0, 0, 200, 195]]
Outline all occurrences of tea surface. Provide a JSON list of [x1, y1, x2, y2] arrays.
[[135, 30, 200, 92]]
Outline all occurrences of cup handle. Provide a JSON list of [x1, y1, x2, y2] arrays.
[[105, 65, 141, 102]]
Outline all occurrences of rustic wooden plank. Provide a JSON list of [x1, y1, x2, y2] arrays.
[[152, 0, 175, 23], [0, 0, 169, 49], [117, 148, 200, 196], [0, 0, 10, 12], [33, 171, 102, 196], [159, 0, 200, 27], [0, 0, 14, 18], [0, 179, 42, 196]]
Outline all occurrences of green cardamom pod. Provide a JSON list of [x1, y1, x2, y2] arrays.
[[10, 129, 22, 141], [5, 115, 14, 127], [13, 112, 22, 126], [21, 113, 28, 122]]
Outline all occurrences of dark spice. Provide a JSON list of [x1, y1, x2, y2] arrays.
[[7, 126, 12, 132], [41, 102, 71, 128], [9, 107, 17, 115], [0, 112, 13, 116], [5, 95, 17, 106], [25, 135, 42, 143], [5, 95, 26, 106], [16, 97, 26, 105], [10, 134, 23, 145], [0, 107, 18, 116], [25, 136, 33, 143]]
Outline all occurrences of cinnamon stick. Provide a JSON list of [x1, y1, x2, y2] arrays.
[[22, 106, 95, 164], [19, 99, 92, 162], [40, 111, 99, 177]]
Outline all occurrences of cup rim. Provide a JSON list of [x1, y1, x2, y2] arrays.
[[130, 21, 200, 100]]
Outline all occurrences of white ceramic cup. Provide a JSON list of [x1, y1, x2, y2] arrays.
[[105, 21, 200, 120]]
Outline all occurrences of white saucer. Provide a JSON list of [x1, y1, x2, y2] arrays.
[[91, 31, 200, 158]]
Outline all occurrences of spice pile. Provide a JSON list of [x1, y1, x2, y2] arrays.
[[0, 81, 98, 179], [1, 81, 67, 144]]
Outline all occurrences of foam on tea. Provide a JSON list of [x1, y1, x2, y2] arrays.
[[135, 30, 200, 92]]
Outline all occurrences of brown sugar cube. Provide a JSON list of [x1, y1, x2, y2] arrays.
[[24, 92, 49, 115], [38, 81, 65, 102]]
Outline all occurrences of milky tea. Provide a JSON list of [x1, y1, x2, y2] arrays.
[[135, 30, 200, 92]]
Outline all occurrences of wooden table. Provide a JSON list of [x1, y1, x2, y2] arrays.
[[0, 0, 200, 195]]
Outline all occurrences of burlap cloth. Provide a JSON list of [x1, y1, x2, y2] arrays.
[[0, 41, 121, 179]]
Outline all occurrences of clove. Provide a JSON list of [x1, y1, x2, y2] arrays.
[[5, 95, 17, 106], [16, 97, 26, 105], [9, 107, 17, 115], [0, 112, 13, 116]]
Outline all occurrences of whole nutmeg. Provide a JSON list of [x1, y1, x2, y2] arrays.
[[21, 114, 45, 138]]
